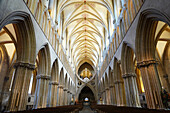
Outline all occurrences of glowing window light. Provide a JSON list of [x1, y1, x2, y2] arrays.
[[85, 97, 89, 101]]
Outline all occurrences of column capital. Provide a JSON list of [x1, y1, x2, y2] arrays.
[[36, 74, 51, 80], [122, 73, 136, 78], [14, 61, 35, 70], [49, 81, 59, 85], [58, 85, 64, 89], [137, 59, 159, 68], [105, 87, 110, 90], [63, 88, 68, 91], [67, 90, 70, 93]]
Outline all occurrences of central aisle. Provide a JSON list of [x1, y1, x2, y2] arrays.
[[79, 105, 96, 113]]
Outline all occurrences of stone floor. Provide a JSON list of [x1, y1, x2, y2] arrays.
[[79, 105, 96, 113]]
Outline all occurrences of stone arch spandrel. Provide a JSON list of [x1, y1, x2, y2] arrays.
[[136, 9, 170, 62], [0, 11, 36, 63]]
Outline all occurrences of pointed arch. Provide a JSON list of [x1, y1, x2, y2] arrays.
[[59, 67, 64, 86]]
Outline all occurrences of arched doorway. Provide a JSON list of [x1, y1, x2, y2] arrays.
[[78, 86, 95, 105]]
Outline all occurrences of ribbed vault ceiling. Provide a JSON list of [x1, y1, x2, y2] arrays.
[[57, 0, 114, 69]]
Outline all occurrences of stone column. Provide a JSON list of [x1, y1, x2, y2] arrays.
[[49, 81, 58, 107], [122, 73, 140, 107], [72, 94, 75, 104], [100, 92, 103, 104], [69, 92, 72, 104], [102, 90, 106, 104], [109, 86, 113, 105], [33, 74, 51, 109], [9, 62, 35, 111], [56, 86, 59, 106], [98, 93, 102, 104], [109, 85, 116, 105], [58, 85, 64, 106], [137, 60, 163, 109], [114, 80, 124, 106], [105, 87, 111, 105], [63, 88, 68, 105], [67, 90, 70, 105]]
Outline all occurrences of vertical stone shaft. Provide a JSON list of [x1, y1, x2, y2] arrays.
[[34, 75, 50, 108], [9, 62, 35, 111], [109, 85, 116, 105], [49, 81, 58, 107], [105, 87, 111, 105], [67, 91, 70, 105], [115, 81, 124, 106], [63, 88, 68, 105], [137, 60, 163, 109], [123, 73, 140, 107], [58, 85, 64, 106], [103, 90, 106, 104]]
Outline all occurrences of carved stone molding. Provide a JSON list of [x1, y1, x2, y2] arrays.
[[122, 73, 137, 78], [58, 85, 64, 89], [63, 88, 68, 91], [137, 59, 159, 68], [36, 74, 51, 80], [105, 87, 110, 90], [49, 81, 59, 85], [14, 62, 35, 70]]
